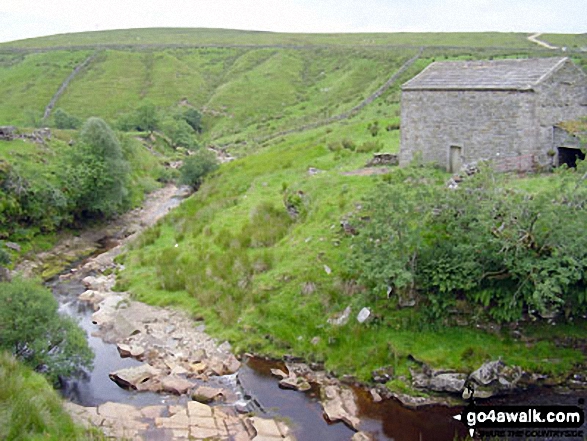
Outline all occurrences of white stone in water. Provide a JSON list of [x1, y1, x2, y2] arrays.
[[357, 307, 371, 323]]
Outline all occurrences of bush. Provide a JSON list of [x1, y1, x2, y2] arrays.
[[52, 108, 81, 130], [179, 149, 219, 190], [347, 164, 587, 321], [0, 278, 93, 385]]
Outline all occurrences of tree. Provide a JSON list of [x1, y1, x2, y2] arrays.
[[53, 108, 81, 130], [62, 117, 130, 218], [134, 102, 160, 133], [182, 108, 203, 133], [179, 149, 219, 190], [0, 278, 93, 384], [160, 117, 198, 149]]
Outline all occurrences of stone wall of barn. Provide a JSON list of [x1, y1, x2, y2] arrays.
[[399, 60, 587, 171], [399, 89, 537, 169]]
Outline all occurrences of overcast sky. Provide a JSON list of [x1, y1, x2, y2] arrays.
[[1, 0, 585, 43]]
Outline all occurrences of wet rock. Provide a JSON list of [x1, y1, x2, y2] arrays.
[[468, 360, 523, 398], [78, 289, 104, 306], [187, 400, 213, 418], [161, 375, 195, 395], [352, 432, 374, 441], [250, 416, 286, 439], [116, 343, 145, 359], [412, 368, 467, 394], [270, 368, 289, 380], [191, 386, 226, 403], [370, 388, 383, 403], [321, 385, 360, 430], [109, 364, 161, 390], [279, 376, 311, 392], [223, 353, 241, 374]]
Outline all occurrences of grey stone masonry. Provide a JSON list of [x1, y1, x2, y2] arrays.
[[399, 57, 587, 171]]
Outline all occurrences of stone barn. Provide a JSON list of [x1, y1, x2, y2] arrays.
[[399, 57, 587, 172]]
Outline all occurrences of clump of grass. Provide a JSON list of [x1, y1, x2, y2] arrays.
[[0, 352, 106, 440]]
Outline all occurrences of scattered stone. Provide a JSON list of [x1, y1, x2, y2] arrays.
[[141, 405, 166, 419], [191, 361, 207, 374], [187, 400, 213, 418], [98, 402, 142, 420], [223, 353, 241, 374], [109, 364, 161, 390], [251, 417, 285, 438], [370, 388, 383, 403], [357, 307, 371, 323], [4, 241, 21, 252], [311, 336, 321, 346], [366, 153, 398, 167], [270, 368, 289, 380], [372, 366, 394, 384], [279, 376, 312, 392], [191, 386, 226, 403], [328, 306, 351, 326], [161, 375, 195, 395], [352, 432, 374, 441], [321, 385, 360, 430]]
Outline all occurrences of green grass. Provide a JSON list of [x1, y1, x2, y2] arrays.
[[0, 51, 92, 126], [540, 34, 587, 49], [0, 28, 540, 50], [0, 352, 106, 441], [116, 122, 585, 385]]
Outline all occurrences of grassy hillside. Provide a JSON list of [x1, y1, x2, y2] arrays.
[[114, 120, 585, 386], [0, 28, 539, 50]]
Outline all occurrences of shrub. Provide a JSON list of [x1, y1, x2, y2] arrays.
[[179, 149, 219, 190], [0, 278, 93, 385], [53, 108, 81, 130], [347, 164, 587, 322]]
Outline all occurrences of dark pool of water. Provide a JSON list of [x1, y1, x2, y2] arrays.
[[239, 357, 470, 441]]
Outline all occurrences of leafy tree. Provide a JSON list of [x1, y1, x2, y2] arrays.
[[182, 108, 203, 133], [160, 117, 197, 149], [0, 278, 93, 384], [179, 149, 219, 190], [53, 108, 81, 130], [134, 101, 160, 133], [62, 117, 130, 218]]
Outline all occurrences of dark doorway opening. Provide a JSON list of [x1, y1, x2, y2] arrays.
[[558, 147, 585, 168]]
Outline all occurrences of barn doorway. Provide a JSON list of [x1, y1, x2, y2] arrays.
[[558, 147, 585, 168], [449, 145, 462, 173]]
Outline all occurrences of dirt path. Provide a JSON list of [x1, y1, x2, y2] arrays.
[[527, 33, 559, 50]]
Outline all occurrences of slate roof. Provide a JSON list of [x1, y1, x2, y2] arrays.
[[402, 57, 570, 91]]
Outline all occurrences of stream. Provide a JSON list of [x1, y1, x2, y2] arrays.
[[39, 185, 585, 441]]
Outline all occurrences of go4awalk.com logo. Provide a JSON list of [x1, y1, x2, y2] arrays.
[[453, 399, 585, 439]]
